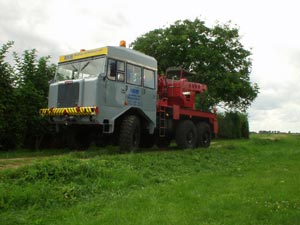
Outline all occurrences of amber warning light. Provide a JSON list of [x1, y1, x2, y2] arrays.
[[119, 40, 126, 47]]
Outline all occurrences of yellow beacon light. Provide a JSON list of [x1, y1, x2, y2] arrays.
[[119, 40, 126, 47]]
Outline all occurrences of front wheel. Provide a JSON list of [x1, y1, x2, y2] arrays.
[[119, 115, 141, 152]]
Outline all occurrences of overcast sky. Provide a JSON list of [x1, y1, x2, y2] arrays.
[[1, 0, 299, 132]]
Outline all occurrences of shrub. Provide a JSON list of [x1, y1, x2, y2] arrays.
[[218, 112, 249, 139]]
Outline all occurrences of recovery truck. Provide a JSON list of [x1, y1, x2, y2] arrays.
[[40, 41, 218, 151]]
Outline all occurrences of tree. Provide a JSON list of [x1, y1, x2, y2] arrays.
[[131, 18, 259, 112], [0, 41, 17, 149], [0, 41, 56, 150], [13, 50, 56, 149]]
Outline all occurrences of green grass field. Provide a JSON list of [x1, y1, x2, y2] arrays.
[[0, 134, 300, 225]]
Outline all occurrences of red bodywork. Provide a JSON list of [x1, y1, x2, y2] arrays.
[[157, 68, 218, 135]]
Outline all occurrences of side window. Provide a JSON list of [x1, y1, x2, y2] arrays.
[[107, 59, 116, 80], [127, 64, 142, 86], [143, 69, 155, 89], [107, 59, 125, 82], [116, 61, 125, 82]]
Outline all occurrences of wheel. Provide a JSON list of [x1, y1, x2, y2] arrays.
[[175, 120, 197, 149], [119, 115, 141, 152], [196, 122, 211, 148]]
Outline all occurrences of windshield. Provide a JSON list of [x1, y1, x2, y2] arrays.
[[166, 69, 195, 81], [56, 57, 106, 81]]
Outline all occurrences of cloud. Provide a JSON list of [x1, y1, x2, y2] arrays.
[[248, 44, 300, 132], [1, 0, 300, 132], [0, 1, 58, 60], [249, 77, 300, 132], [249, 103, 300, 133]]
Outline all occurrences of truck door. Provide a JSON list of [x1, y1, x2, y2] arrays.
[[125, 63, 143, 108], [105, 59, 126, 107], [125, 64, 157, 127]]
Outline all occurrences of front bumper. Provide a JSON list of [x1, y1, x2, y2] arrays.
[[39, 106, 99, 117]]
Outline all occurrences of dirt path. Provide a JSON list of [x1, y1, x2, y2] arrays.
[[0, 157, 49, 170]]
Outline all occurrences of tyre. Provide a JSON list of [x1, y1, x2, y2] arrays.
[[175, 120, 197, 149], [196, 122, 211, 148], [119, 115, 141, 152]]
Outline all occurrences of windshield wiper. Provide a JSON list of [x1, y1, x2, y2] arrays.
[[81, 62, 90, 72]]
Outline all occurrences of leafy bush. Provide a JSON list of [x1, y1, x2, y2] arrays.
[[218, 112, 249, 139]]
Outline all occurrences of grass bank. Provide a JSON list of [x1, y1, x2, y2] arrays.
[[0, 134, 300, 224]]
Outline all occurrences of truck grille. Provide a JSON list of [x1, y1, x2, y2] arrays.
[[57, 82, 79, 107]]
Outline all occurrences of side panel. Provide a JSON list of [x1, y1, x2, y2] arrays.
[[105, 80, 126, 107], [125, 85, 157, 131], [82, 77, 98, 106], [140, 86, 157, 130]]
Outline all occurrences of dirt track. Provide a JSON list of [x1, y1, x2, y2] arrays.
[[0, 157, 47, 170]]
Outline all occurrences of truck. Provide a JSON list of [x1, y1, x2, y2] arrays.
[[40, 41, 218, 151]]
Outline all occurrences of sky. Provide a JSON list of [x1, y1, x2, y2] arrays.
[[1, 0, 300, 132]]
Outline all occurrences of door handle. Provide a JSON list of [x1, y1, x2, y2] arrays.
[[121, 85, 128, 93]]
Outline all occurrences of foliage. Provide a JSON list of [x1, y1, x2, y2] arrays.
[[1, 135, 300, 224], [0, 42, 56, 150], [218, 112, 249, 139], [13, 50, 56, 149], [131, 18, 259, 111], [0, 41, 18, 149]]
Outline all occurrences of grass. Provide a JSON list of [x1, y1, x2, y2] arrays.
[[0, 134, 300, 224]]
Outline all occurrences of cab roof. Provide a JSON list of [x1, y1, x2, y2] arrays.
[[59, 46, 157, 69]]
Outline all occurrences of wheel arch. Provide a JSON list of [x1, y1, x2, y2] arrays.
[[114, 107, 156, 134]]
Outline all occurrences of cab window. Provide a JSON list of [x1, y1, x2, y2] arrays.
[[116, 61, 125, 81], [107, 59, 125, 82], [127, 64, 142, 86], [143, 68, 155, 89]]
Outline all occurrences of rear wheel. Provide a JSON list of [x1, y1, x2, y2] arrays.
[[119, 115, 141, 152], [175, 120, 197, 149], [196, 122, 211, 148]]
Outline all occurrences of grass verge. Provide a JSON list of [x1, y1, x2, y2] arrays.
[[0, 134, 300, 224]]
